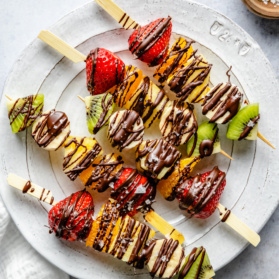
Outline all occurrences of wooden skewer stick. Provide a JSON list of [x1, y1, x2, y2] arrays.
[[217, 203, 260, 247], [7, 173, 185, 244], [7, 173, 56, 206], [38, 30, 86, 63], [220, 149, 233, 160], [95, 0, 139, 29], [257, 131, 275, 149]]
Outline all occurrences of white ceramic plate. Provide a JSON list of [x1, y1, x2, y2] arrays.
[[0, 0, 278, 278]]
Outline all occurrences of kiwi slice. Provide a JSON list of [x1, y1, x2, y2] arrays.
[[186, 122, 220, 157], [226, 103, 259, 140], [7, 93, 44, 133], [85, 93, 115, 134], [178, 246, 215, 279]]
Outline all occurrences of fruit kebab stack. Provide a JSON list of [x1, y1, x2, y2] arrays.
[[7, 173, 215, 279], [95, 0, 274, 149]]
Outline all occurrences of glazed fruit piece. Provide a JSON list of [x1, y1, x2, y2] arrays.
[[137, 238, 184, 278], [226, 103, 260, 140], [136, 138, 181, 180], [154, 37, 194, 86], [79, 153, 123, 192], [84, 93, 115, 134], [86, 47, 125, 95], [178, 246, 215, 279], [157, 157, 200, 201], [128, 16, 172, 66], [176, 166, 226, 219], [48, 189, 94, 242], [167, 55, 212, 103], [108, 109, 144, 151], [63, 136, 103, 181], [7, 93, 44, 133], [201, 82, 243, 124], [32, 109, 70, 151], [111, 167, 156, 217], [159, 100, 198, 146], [186, 122, 221, 158], [123, 76, 169, 128]]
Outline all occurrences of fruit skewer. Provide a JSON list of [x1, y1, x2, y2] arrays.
[[7, 170, 184, 244], [6, 173, 215, 279], [158, 164, 261, 247]]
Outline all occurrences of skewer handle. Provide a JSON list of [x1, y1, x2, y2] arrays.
[[145, 210, 185, 244], [95, 0, 139, 29], [38, 30, 86, 63], [7, 173, 56, 206], [217, 203, 260, 247], [257, 131, 275, 149]]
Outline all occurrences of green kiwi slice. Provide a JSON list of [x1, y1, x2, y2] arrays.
[[178, 246, 215, 279], [226, 103, 259, 140], [7, 93, 44, 133], [85, 93, 115, 134], [186, 122, 220, 158]]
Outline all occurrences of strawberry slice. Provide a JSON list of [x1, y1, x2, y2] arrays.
[[48, 189, 94, 241], [111, 167, 156, 217], [128, 16, 172, 66], [86, 48, 125, 95], [176, 166, 226, 219]]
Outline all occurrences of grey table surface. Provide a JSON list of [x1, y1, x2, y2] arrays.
[[0, 0, 278, 278]]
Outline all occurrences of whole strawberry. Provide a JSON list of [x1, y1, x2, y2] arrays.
[[111, 167, 156, 217], [128, 16, 172, 66], [48, 189, 94, 241], [175, 166, 226, 219], [86, 48, 125, 95]]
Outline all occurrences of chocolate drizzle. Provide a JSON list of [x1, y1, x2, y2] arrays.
[[63, 137, 102, 181], [85, 154, 123, 192], [155, 38, 195, 84], [8, 94, 44, 132], [202, 82, 243, 124], [168, 55, 212, 102], [111, 169, 156, 216], [239, 114, 260, 140], [160, 101, 198, 146], [49, 189, 94, 241], [129, 17, 172, 65], [22, 181, 32, 193], [108, 110, 144, 151], [176, 166, 226, 216], [178, 247, 208, 279], [136, 138, 181, 180], [32, 110, 70, 150]]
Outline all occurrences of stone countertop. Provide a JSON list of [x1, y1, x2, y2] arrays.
[[0, 0, 278, 278]]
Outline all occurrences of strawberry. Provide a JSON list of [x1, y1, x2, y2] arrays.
[[111, 168, 156, 217], [128, 16, 172, 66], [86, 48, 125, 95], [48, 189, 94, 241], [175, 166, 226, 219]]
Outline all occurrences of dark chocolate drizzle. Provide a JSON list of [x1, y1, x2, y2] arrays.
[[168, 55, 212, 102], [239, 114, 260, 140], [155, 38, 194, 84], [85, 154, 123, 192], [108, 110, 144, 151], [202, 82, 243, 124], [63, 137, 102, 181], [136, 138, 181, 180], [176, 166, 226, 216], [32, 110, 70, 149], [111, 168, 156, 216], [49, 189, 94, 241], [160, 101, 198, 146], [129, 17, 172, 62], [8, 94, 44, 132]]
